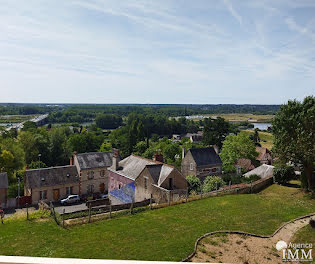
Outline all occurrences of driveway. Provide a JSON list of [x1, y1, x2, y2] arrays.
[[54, 202, 88, 215]]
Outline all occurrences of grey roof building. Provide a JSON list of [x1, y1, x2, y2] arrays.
[[0, 172, 8, 189], [25, 165, 79, 189], [181, 147, 222, 180], [75, 151, 115, 170]]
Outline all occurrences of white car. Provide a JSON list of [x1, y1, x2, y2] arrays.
[[60, 195, 80, 205]]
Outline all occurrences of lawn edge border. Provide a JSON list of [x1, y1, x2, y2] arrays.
[[182, 212, 315, 262]]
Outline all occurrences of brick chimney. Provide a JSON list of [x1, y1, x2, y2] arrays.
[[153, 150, 163, 163], [112, 149, 120, 171], [70, 151, 77, 166]]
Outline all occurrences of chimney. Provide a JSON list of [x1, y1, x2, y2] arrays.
[[112, 149, 120, 171], [70, 152, 77, 166], [182, 147, 185, 159], [153, 150, 163, 163]]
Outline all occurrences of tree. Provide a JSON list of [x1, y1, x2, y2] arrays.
[[273, 165, 295, 185], [95, 114, 122, 129], [22, 121, 37, 131], [202, 117, 230, 149], [220, 132, 258, 173], [272, 96, 315, 190]]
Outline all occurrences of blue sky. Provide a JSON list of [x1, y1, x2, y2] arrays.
[[0, 0, 315, 104]]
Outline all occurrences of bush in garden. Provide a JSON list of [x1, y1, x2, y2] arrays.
[[274, 165, 295, 184], [186, 175, 201, 194], [203, 176, 226, 193]]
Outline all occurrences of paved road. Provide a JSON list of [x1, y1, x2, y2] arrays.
[[54, 202, 88, 214]]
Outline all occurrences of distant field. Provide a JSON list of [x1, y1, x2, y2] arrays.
[[0, 114, 36, 123], [190, 113, 274, 123], [0, 184, 313, 261], [242, 129, 274, 149]]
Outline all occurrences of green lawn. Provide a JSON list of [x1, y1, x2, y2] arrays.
[[243, 129, 274, 149], [0, 184, 314, 261], [292, 225, 315, 263]]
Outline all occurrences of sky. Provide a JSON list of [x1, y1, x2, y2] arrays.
[[0, 0, 315, 104]]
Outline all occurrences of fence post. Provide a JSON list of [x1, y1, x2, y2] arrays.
[[168, 191, 171, 206], [88, 203, 92, 223], [26, 203, 29, 221], [62, 209, 65, 228], [109, 204, 112, 218], [250, 181, 253, 194], [130, 202, 133, 214], [50, 201, 53, 215], [150, 194, 152, 209], [216, 182, 218, 196], [229, 181, 231, 193], [200, 186, 202, 199], [186, 189, 188, 203]]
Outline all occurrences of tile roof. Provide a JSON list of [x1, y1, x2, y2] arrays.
[[0, 172, 8, 189], [76, 151, 114, 170], [25, 165, 79, 189], [189, 147, 222, 166]]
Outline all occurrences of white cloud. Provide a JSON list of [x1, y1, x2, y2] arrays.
[[222, 0, 243, 26]]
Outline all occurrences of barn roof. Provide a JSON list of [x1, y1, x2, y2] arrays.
[[0, 172, 8, 189], [76, 151, 114, 170], [25, 165, 79, 189], [189, 147, 222, 166]]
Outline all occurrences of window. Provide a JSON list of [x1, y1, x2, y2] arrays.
[[100, 170, 105, 177], [87, 184, 94, 194], [40, 190, 47, 200], [66, 186, 73, 195], [88, 171, 94, 179], [190, 163, 194, 170], [118, 184, 121, 189], [144, 177, 148, 190]]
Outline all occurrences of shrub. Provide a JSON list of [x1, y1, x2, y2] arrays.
[[186, 175, 201, 194], [203, 176, 226, 193], [274, 165, 295, 184]]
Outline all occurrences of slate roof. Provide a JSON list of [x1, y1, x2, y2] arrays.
[[76, 151, 114, 170], [111, 155, 157, 180], [0, 172, 8, 189], [109, 155, 176, 186], [25, 165, 79, 189], [189, 147, 222, 166]]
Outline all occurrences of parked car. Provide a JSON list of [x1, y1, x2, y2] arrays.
[[60, 195, 80, 205]]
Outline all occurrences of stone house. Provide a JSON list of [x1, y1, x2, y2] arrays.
[[0, 172, 8, 208], [72, 151, 117, 196], [256, 147, 272, 165], [181, 147, 222, 181], [24, 151, 117, 204], [24, 166, 79, 204], [108, 154, 188, 204]]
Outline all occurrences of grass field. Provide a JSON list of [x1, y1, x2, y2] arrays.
[[0, 114, 37, 124], [242, 129, 274, 149], [292, 225, 315, 263], [190, 113, 274, 123], [0, 184, 314, 261]]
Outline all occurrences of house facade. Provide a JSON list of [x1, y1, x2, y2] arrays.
[[0, 172, 8, 208], [24, 151, 117, 204], [108, 154, 188, 204], [181, 147, 222, 181], [24, 166, 79, 204], [73, 151, 117, 195]]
